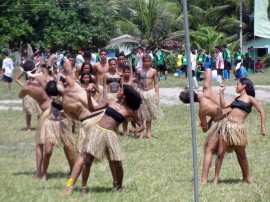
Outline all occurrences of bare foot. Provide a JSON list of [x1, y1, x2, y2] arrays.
[[243, 178, 254, 184], [139, 132, 144, 139], [147, 133, 153, 139], [123, 132, 128, 137], [60, 186, 73, 195], [213, 179, 218, 186], [199, 179, 207, 185], [41, 174, 47, 182], [81, 187, 87, 195], [26, 128, 31, 132], [33, 173, 41, 179]]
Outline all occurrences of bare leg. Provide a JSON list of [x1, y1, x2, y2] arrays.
[[81, 154, 95, 195], [213, 137, 227, 186], [146, 121, 152, 139], [41, 139, 53, 181], [110, 161, 123, 190], [122, 120, 128, 137], [131, 121, 137, 137], [34, 144, 43, 179], [26, 113, 31, 131], [62, 153, 85, 195], [139, 121, 145, 139], [108, 159, 117, 188], [234, 146, 253, 184], [63, 143, 76, 174], [200, 134, 219, 185]]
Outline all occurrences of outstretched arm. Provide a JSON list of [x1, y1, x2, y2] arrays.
[[15, 72, 25, 87], [251, 97, 266, 136], [86, 89, 108, 111], [203, 68, 212, 91], [219, 84, 234, 108]]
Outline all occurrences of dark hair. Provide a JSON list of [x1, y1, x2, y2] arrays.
[[67, 54, 75, 59], [239, 78, 255, 97], [46, 80, 59, 96], [2, 51, 9, 56], [215, 46, 221, 50], [80, 71, 92, 84], [223, 44, 227, 48], [142, 54, 152, 61], [117, 52, 126, 58], [22, 61, 35, 72], [99, 49, 107, 54], [123, 85, 142, 110], [179, 90, 199, 103], [81, 62, 93, 74], [83, 51, 92, 58], [123, 65, 131, 73], [108, 58, 117, 65]]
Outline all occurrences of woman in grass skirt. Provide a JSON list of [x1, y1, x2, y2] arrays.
[[213, 78, 266, 186], [80, 84, 144, 194]]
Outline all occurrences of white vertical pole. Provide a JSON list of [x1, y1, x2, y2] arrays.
[[182, 1, 199, 202]]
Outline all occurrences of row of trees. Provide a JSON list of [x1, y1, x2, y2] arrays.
[[0, 0, 255, 53]]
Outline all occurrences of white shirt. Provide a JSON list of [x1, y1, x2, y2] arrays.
[[2, 57, 14, 77], [215, 52, 224, 70], [91, 53, 97, 66], [190, 53, 196, 71], [75, 54, 84, 67], [136, 52, 143, 68]]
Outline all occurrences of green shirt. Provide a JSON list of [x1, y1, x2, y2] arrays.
[[246, 51, 254, 62], [222, 49, 231, 63], [155, 51, 166, 66], [197, 53, 206, 64], [182, 55, 188, 65], [234, 51, 243, 61]]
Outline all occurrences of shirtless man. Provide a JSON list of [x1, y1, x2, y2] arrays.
[[136, 54, 163, 139], [116, 52, 126, 74], [59, 59, 104, 194], [18, 61, 52, 179], [179, 68, 230, 184], [93, 49, 110, 101]]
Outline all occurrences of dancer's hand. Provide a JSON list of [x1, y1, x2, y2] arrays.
[[219, 83, 226, 92], [129, 127, 136, 133], [85, 87, 94, 96]]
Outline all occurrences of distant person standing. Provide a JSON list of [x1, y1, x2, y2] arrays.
[[214, 46, 224, 84], [136, 47, 144, 69], [75, 50, 84, 68], [2, 51, 14, 90], [176, 50, 183, 77], [246, 47, 254, 73], [234, 47, 243, 66], [197, 49, 206, 71], [204, 51, 212, 69], [155, 47, 168, 81], [222, 44, 232, 79]]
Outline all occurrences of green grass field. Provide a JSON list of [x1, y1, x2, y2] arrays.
[[0, 68, 269, 201]]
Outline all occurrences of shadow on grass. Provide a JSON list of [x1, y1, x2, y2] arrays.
[[13, 171, 69, 179], [212, 178, 244, 184], [19, 127, 37, 131]]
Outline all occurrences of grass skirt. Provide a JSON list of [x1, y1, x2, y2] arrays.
[[23, 95, 42, 116], [106, 92, 117, 100], [137, 88, 163, 121], [206, 118, 248, 152], [39, 117, 74, 147], [77, 112, 104, 153], [36, 108, 51, 144], [97, 85, 104, 103], [82, 124, 124, 161]]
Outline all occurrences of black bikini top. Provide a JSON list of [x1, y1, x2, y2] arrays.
[[107, 78, 120, 84], [231, 97, 252, 114], [105, 107, 125, 123]]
